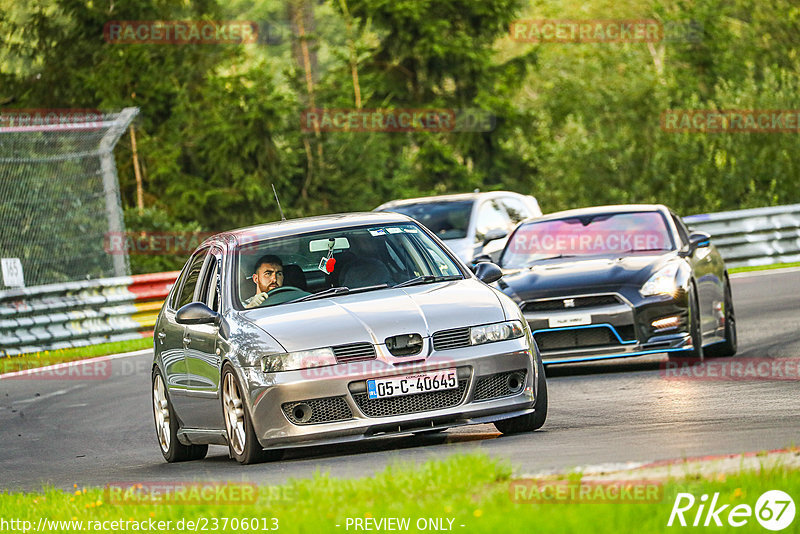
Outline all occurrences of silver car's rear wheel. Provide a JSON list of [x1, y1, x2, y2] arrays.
[[151, 367, 208, 462]]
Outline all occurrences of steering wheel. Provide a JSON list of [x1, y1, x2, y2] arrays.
[[267, 286, 304, 295]]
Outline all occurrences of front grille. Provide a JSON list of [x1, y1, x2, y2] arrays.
[[352, 380, 468, 417], [332, 342, 376, 363], [282, 396, 353, 425], [473, 369, 527, 402], [615, 324, 637, 342], [432, 328, 471, 350], [522, 295, 621, 313], [534, 326, 619, 351]]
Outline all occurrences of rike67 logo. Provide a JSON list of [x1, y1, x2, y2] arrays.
[[668, 490, 795, 531]]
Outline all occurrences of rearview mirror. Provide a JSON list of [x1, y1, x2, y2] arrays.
[[176, 302, 220, 325], [681, 232, 711, 257], [473, 262, 503, 284], [482, 228, 508, 245]]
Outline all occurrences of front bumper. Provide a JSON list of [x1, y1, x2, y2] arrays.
[[241, 339, 537, 449], [522, 290, 694, 364]]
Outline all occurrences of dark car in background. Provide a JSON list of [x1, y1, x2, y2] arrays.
[[374, 191, 542, 263], [494, 205, 737, 364]]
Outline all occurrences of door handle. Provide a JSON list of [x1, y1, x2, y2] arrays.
[[182, 336, 191, 346], [157, 331, 166, 345]]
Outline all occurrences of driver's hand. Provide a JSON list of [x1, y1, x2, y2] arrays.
[[245, 291, 269, 309]]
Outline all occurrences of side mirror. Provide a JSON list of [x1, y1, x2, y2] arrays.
[[482, 228, 508, 246], [176, 302, 220, 326], [473, 261, 503, 284], [681, 232, 711, 257]]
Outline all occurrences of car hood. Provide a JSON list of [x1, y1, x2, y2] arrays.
[[498, 253, 677, 300], [240, 279, 504, 352]]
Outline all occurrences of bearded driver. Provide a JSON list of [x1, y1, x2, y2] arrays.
[[244, 254, 284, 308]]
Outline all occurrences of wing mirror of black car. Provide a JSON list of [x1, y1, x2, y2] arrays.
[[483, 228, 508, 245], [473, 261, 503, 284], [176, 302, 221, 326], [680, 232, 711, 257]]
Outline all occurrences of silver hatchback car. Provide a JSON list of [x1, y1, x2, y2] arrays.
[[152, 212, 547, 464]]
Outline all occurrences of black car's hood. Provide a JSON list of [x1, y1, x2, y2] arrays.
[[498, 252, 678, 300]]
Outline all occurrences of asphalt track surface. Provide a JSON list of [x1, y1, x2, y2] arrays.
[[1, 269, 799, 491]]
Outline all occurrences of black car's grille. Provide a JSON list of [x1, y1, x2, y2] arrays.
[[282, 397, 353, 425], [615, 324, 637, 342], [332, 342, 376, 363], [473, 370, 527, 402], [522, 295, 621, 313], [352, 380, 468, 418], [432, 328, 471, 351], [534, 326, 619, 351]]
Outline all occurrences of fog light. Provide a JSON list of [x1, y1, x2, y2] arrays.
[[651, 316, 680, 332]]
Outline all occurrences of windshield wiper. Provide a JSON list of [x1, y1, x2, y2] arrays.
[[622, 248, 669, 253], [290, 284, 389, 303], [392, 275, 462, 289]]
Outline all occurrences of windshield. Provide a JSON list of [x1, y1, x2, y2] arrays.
[[378, 200, 474, 240], [234, 222, 464, 309], [500, 211, 675, 269]]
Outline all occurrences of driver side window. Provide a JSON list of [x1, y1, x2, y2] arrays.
[[174, 250, 209, 309]]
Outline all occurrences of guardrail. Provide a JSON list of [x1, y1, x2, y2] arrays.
[[684, 204, 800, 269], [0, 272, 178, 357]]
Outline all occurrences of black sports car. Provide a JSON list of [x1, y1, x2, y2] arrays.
[[493, 204, 737, 364]]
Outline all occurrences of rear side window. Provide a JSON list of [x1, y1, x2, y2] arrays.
[[175, 250, 209, 309], [475, 200, 512, 242], [501, 196, 531, 224]]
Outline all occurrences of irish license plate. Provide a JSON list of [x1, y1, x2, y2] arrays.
[[367, 368, 458, 400]]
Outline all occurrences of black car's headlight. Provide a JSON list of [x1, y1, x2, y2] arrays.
[[640, 263, 680, 297], [261, 348, 337, 373], [470, 320, 525, 345]]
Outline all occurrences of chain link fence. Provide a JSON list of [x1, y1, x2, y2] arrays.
[[0, 108, 138, 287]]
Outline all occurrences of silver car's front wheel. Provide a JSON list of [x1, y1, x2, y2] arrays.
[[151, 367, 208, 462], [221, 364, 279, 464], [222, 371, 247, 456]]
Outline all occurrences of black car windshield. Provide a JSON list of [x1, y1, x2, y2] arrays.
[[378, 200, 473, 240], [500, 211, 675, 269], [234, 222, 464, 309]]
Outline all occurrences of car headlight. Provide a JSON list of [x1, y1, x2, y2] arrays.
[[261, 347, 337, 373], [470, 320, 525, 345], [640, 263, 680, 297]]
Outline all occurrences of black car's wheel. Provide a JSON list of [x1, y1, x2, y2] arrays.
[[152, 367, 208, 462], [670, 281, 703, 362], [705, 279, 737, 358], [494, 356, 547, 434], [221, 364, 280, 464]]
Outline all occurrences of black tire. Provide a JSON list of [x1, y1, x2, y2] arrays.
[[152, 367, 208, 463], [494, 356, 548, 434], [705, 279, 737, 358], [670, 281, 703, 362], [221, 364, 280, 465]]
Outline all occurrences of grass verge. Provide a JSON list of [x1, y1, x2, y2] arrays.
[[730, 261, 800, 274], [1, 338, 151, 374], [0, 453, 796, 533]]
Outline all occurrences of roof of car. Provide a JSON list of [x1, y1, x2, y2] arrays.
[[203, 211, 415, 248], [521, 204, 669, 223], [374, 191, 526, 210]]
